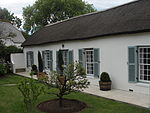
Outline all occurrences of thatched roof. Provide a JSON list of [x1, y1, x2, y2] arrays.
[[22, 0, 150, 47], [0, 22, 25, 43]]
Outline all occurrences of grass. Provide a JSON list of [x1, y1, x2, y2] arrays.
[[0, 74, 150, 113]]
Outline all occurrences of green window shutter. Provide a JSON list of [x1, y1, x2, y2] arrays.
[[94, 48, 100, 78], [30, 51, 34, 66], [26, 52, 29, 67], [69, 50, 73, 64], [79, 49, 84, 66], [128, 46, 138, 82], [50, 51, 53, 71], [42, 51, 45, 69], [56, 51, 59, 71]]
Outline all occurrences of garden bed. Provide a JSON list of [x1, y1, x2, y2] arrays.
[[38, 98, 87, 113]]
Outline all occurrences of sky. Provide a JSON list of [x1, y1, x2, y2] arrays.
[[0, 0, 136, 19]]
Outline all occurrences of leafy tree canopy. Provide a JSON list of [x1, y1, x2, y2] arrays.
[[23, 0, 97, 34], [0, 7, 22, 28], [21, 30, 30, 39]]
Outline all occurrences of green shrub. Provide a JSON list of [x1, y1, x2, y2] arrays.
[[0, 64, 7, 76], [100, 72, 111, 82], [18, 79, 44, 113]]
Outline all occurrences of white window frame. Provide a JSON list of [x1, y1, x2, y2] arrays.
[[138, 47, 150, 82], [85, 49, 94, 76], [27, 51, 34, 67], [44, 50, 52, 70]]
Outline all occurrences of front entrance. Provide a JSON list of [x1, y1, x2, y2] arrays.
[[61, 50, 69, 67]]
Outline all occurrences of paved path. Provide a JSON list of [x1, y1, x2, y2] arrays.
[[17, 72, 150, 108], [83, 84, 150, 108], [0, 84, 17, 86]]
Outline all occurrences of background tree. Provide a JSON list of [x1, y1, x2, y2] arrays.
[[0, 7, 22, 28], [5, 45, 23, 62], [0, 40, 22, 63], [23, 0, 97, 34], [0, 40, 6, 62], [21, 30, 30, 39]]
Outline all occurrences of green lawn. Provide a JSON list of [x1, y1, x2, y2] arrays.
[[0, 74, 150, 113]]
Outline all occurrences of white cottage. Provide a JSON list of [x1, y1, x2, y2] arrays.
[[22, 0, 150, 95]]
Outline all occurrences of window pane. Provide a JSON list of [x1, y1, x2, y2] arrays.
[[144, 54, 146, 58], [148, 59, 150, 64], [148, 76, 150, 81], [144, 70, 147, 74], [144, 65, 147, 69], [144, 76, 147, 80], [144, 48, 146, 53], [148, 71, 150, 75]]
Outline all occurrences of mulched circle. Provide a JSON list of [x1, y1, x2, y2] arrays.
[[37, 98, 87, 113]]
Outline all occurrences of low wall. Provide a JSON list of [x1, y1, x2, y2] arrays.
[[11, 53, 25, 73]]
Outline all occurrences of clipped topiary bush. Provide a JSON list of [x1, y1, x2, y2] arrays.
[[100, 72, 111, 82]]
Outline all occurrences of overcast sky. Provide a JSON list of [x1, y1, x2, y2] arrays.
[[0, 0, 135, 19]]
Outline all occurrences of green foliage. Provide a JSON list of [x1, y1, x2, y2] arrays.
[[31, 64, 38, 75], [57, 50, 64, 75], [44, 62, 90, 106], [100, 72, 111, 82], [4, 45, 22, 62], [18, 79, 44, 113], [21, 30, 30, 39], [0, 7, 22, 28], [0, 64, 7, 76], [0, 40, 6, 61], [6, 45, 22, 53], [0, 40, 23, 62], [38, 51, 43, 72], [23, 0, 97, 34]]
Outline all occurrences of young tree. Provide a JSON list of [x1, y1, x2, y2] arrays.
[[18, 78, 44, 113], [45, 62, 90, 107], [23, 0, 97, 34]]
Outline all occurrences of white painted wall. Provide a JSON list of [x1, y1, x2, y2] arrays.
[[24, 32, 150, 95], [11, 53, 25, 73]]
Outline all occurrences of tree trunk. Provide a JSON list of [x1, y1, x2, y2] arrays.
[[59, 96, 63, 107]]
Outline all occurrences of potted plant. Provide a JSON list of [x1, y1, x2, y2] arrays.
[[99, 72, 111, 91], [31, 64, 38, 75]]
